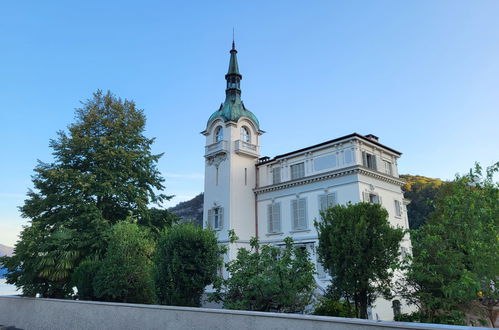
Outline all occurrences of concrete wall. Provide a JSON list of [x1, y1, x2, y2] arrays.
[[0, 296, 484, 330]]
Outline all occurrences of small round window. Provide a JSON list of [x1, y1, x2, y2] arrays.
[[214, 126, 223, 143], [240, 126, 250, 143]]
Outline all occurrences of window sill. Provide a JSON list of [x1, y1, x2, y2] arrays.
[[266, 232, 284, 237], [289, 229, 311, 234]]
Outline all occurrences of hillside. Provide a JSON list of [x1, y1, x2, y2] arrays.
[[169, 193, 204, 227], [0, 244, 13, 257]]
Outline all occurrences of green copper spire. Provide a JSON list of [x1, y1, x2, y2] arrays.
[[207, 41, 260, 129]]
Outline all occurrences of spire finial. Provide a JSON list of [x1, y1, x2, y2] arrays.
[[232, 27, 235, 50]]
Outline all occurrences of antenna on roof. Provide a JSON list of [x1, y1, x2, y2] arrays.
[[232, 27, 235, 49]]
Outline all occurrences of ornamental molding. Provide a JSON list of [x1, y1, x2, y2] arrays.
[[254, 165, 404, 194], [207, 153, 227, 168]]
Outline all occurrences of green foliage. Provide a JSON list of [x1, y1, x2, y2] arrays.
[[313, 296, 356, 317], [394, 310, 466, 325], [400, 174, 447, 229], [72, 258, 102, 300], [154, 223, 223, 307], [0, 90, 168, 298], [210, 237, 316, 313], [93, 222, 156, 304], [315, 202, 405, 319], [400, 163, 499, 325]]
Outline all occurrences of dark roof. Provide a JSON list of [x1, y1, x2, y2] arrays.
[[257, 133, 402, 166]]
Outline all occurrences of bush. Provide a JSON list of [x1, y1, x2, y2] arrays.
[[154, 223, 222, 307], [72, 258, 101, 300], [313, 297, 356, 317], [93, 222, 156, 304]]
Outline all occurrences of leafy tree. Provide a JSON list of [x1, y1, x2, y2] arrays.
[[210, 236, 316, 313], [400, 174, 447, 229], [315, 202, 405, 319], [399, 163, 499, 326], [72, 258, 102, 300], [0, 90, 169, 298], [93, 221, 156, 304], [154, 223, 222, 307], [313, 296, 356, 317]]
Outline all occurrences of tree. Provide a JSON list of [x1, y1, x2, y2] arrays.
[[315, 202, 405, 319], [93, 221, 156, 304], [400, 163, 499, 326], [210, 236, 316, 313], [154, 223, 223, 307], [0, 90, 169, 298]]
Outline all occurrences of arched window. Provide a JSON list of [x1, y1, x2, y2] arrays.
[[215, 126, 223, 143], [240, 126, 250, 143]]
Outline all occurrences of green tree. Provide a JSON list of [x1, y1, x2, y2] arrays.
[[0, 90, 169, 298], [315, 202, 405, 319], [210, 236, 316, 313], [154, 223, 223, 307], [400, 163, 499, 326], [93, 221, 156, 304]]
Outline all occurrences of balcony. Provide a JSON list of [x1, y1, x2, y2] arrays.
[[205, 140, 228, 158], [234, 140, 259, 158]]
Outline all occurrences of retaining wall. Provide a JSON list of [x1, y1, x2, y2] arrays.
[[0, 296, 484, 330]]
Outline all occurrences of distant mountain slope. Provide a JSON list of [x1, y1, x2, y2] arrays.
[[400, 174, 448, 229], [0, 244, 13, 257], [169, 193, 204, 227]]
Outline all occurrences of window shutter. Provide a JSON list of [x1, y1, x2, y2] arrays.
[[218, 207, 224, 229], [362, 152, 367, 167], [378, 195, 382, 205], [372, 155, 378, 170], [319, 195, 327, 212], [299, 198, 307, 229], [362, 191, 368, 202], [273, 203, 281, 232], [292, 200, 298, 229], [208, 209, 214, 228], [267, 204, 273, 233], [328, 192, 337, 207]]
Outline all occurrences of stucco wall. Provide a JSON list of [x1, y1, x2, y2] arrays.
[[0, 296, 484, 330]]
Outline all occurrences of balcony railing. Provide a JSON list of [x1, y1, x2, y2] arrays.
[[234, 140, 259, 157], [205, 140, 228, 157]]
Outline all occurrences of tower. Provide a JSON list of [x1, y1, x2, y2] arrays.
[[202, 41, 263, 262]]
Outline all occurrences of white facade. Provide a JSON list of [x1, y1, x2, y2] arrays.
[[203, 43, 413, 321]]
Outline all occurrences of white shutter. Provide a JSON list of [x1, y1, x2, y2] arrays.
[[208, 209, 214, 228], [267, 204, 274, 233], [273, 203, 281, 232], [218, 207, 224, 229], [362, 152, 367, 167], [328, 192, 337, 207], [292, 200, 298, 229], [298, 198, 307, 229], [362, 191, 368, 202], [372, 155, 378, 170], [378, 195, 382, 205], [319, 195, 327, 212]]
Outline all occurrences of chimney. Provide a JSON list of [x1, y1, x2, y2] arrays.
[[365, 134, 379, 142]]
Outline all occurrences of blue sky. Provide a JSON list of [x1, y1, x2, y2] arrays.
[[1, 1, 498, 246]]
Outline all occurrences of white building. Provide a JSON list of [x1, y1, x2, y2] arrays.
[[202, 42, 412, 320]]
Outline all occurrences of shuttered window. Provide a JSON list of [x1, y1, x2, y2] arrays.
[[290, 163, 305, 180], [319, 192, 338, 212], [344, 149, 353, 164], [362, 151, 377, 170], [383, 160, 392, 175], [267, 202, 281, 233], [291, 198, 307, 230], [363, 192, 381, 205], [272, 167, 281, 184], [394, 200, 402, 217], [208, 207, 223, 230]]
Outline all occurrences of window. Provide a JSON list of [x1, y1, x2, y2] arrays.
[[319, 192, 338, 212], [394, 200, 402, 217], [363, 192, 380, 204], [314, 154, 337, 171], [272, 167, 281, 184], [214, 126, 223, 143], [240, 126, 250, 143], [384, 160, 392, 175], [208, 207, 224, 230], [344, 149, 353, 164], [362, 151, 377, 170], [267, 202, 281, 233], [392, 300, 401, 316], [290, 163, 305, 180], [291, 198, 307, 230]]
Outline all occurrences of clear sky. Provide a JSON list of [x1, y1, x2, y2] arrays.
[[1, 1, 498, 246]]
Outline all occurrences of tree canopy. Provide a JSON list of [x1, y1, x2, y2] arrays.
[[315, 202, 405, 319], [210, 236, 316, 313], [0, 90, 171, 298], [399, 163, 499, 326]]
